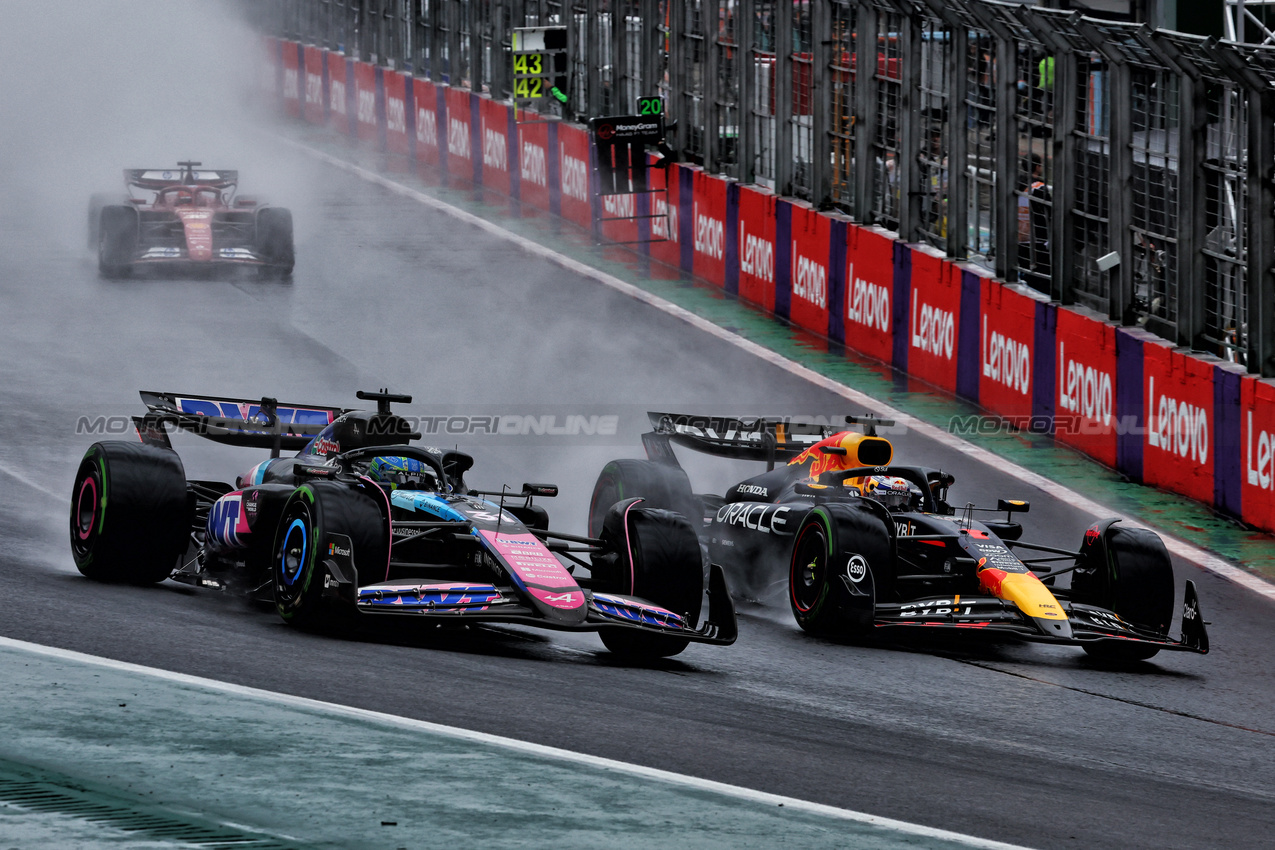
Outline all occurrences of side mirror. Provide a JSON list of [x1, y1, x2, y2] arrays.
[[523, 483, 558, 498], [997, 499, 1030, 514]]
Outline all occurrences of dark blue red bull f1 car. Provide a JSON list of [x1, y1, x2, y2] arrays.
[[69, 390, 735, 659]]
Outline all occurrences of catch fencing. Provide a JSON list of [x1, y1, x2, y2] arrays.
[[253, 0, 1275, 378]]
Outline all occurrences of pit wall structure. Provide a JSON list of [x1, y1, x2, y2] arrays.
[[270, 38, 1275, 535]]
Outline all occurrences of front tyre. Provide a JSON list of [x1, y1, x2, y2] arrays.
[[588, 459, 697, 538], [788, 503, 888, 637], [273, 482, 387, 635], [70, 442, 190, 584], [1073, 523, 1174, 662], [255, 207, 295, 279], [98, 205, 138, 278]]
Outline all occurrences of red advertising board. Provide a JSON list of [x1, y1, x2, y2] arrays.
[[518, 120, 552, 211], [281, 41, 301, 118], [690, 170, 729, 287], [979, 280, 1037, 424], [411, 77, 440, 166], [478, 98, 511, 195], [261, 37, 280, 98], [842, 224, 894, 364], [736, 185, 776, 312], [1241, 376, 1275, 531], [327, 52, 349, 136], [1142, 341, 1214, 504], [907, 250, 962, 392], [647, 161, 681, 276], [302, 46, 325, 124], [599, 191, 639, 243], [353, 61, 379, 144], [786, 201, 831, 335], [445, 87, 474, 181], [383, 71, 410, 155], [1055, 308, 1119, 467], [557, 123, 592, 229]]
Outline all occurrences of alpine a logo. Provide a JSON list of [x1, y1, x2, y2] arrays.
[[387, 96, 407, 134], [982, 317, 1030, 396], [305, 71, 322, 105], [357, 88, 377, 125], [792, 248, 827, 309], [330, 79, 346, 115], [448, 117, 471, 158], [694, 206, 724, 260], [1147, 376, 1208, 465], [416, 105, 438, 147], [845, 263, 889, 333], [910, 292, 955, 359], [1057, 342, 1113, 426], [561, 149, 588, 201], [739, 223, 773, 283], [521, 142, 547, 186], [482, 126, 507, 171]]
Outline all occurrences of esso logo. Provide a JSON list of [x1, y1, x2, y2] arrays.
[[846, 555, 868, 583]]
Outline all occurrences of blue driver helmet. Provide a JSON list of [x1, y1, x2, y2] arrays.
[[860, 475, 920, 510], [367, 456, 437, 491]]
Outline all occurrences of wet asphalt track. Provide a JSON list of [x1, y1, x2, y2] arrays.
[[1, 153, 1274, 850]]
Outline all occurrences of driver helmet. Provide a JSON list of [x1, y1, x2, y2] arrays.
[[368, 456, 436, 491], [859, 475, 919, 510]]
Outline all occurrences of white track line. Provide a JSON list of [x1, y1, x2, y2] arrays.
[[278, 133, 1275, 604], [0, 635, 1030, 850], [0, 460, 68, 503]]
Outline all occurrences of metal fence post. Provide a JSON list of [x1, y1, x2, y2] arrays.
[[737, 0, 755, 183], [893, 0, 920, 242], [853, 3, 877, 221], [1248, 87, 1275, 374], [775, 0, 793, 193], [810, 0, 830, 205]]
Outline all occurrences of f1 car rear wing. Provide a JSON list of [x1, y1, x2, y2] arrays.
[[125, 163, 237, 190], [137, 391, 347, 453], [644, 412, 894, 468]]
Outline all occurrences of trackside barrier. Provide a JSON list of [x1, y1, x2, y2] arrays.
[[266, 38, 1274, 536]]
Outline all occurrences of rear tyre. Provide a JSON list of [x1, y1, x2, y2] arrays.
[[255, 207, 294, 279], [98, 206, 138, 278], [596, 505, 704, 659], [69, 442, 190, 584], [588, 459, 698, 538], [1073, 524, 1174, 662], [788, 503, 889, 637], [273, 481, 387, 635]]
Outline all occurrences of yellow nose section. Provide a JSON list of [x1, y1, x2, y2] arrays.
[[999, 572, 1068, 621]]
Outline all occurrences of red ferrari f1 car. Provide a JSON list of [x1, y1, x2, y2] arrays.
[[88, 161, 293, 278]]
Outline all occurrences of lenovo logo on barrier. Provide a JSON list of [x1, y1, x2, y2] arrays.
[[387, 97, 407, 134], [1247, 412, 1275, 489], [845, 262, 889, 333], [982, 317, 1030, 396], [910, 292, 954, 359], [694, 206, 724, 259], [1147, 376, 1208, 465], [482, 127, 507, 171], [1057, 342, 1113, 426], [448, 117, 471, 158], [283, 67, 300, 100], [561, 149, 588, 201], [305, 72, 322, 105], [739, 223, 773, 283], [416, 106, 437, 146], [357, 88, 376, 125], [792, 249, 827, 309], [602, 194, 635, 217], [330, 79, 346, 115], [521, 142, 547, 186], [652, 195, 678, 241]]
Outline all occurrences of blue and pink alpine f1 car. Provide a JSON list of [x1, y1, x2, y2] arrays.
[[69, 390, 735, 659]]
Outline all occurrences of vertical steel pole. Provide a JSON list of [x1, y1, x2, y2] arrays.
[[947, 20, 968, 259], [810, 0, 829, 204], [738, 0, 755, 182], [1248, 88, 1275, 374], [853, 3, 876, 221], [1107, 59, 1132, 323], [897, 4, 920, 241], [774, 0, 793, 193], [704, 1, 721, 173]]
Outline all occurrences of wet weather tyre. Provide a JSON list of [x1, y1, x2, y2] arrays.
[[788, 504, 889, 637], [597, 506, 704, 659], [255, 207, 294, 279], [97, 205, 138, 278], [70, 441, 190, 584], [273, 482, 387, 635], [1073, 525, 1174, 662], [588, 459, 697, 538]]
